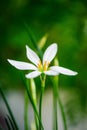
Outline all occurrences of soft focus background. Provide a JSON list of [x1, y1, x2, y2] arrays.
[[0, 0, 87, 130]]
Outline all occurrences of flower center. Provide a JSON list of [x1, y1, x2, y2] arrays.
[[37, 61, 50, 72]]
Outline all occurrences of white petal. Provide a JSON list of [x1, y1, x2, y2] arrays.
[[43, 43, 58, 64], [44, 70, 59, 76], [50, 66, 78, 76], [25, 71, 41, 79], [7, 59, 37, 70], [26, 45, 40, 66]]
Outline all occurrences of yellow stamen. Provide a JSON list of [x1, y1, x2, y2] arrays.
[[38, 60, 50, 72], [37, 60, 42, 70], [43, 61, 50, 71]]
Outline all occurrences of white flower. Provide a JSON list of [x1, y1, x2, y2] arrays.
[[7, 43, 78, 79]]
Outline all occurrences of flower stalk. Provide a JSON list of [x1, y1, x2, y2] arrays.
[[52, 76, 59, 130], [52, 59, 59, 130], [58, 95, 67, 130], [39, 75, 46, 130], [30, 79, 38, 130], [24, 91, 29, 130]]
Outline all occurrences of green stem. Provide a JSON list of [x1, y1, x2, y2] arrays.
[[39, 88, 43, 128], [26, 85, 44, 130], [34, 112, 38, 130], [0, 87, 19, 130], [58, 95, 67, 130], [24, 91, 29, 130], [53, 94, 58, 130], [21, 74, 44, 130], [39, 75, 45, 130], [30, 79, 38, 130], [52, 75, 67, 130], [52, 77, 58, 130]]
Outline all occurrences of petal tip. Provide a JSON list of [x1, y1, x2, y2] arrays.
[[69, 71, 78, 76], [74, 72, 78, 75], [52, 43, 58, 52], [7, 59, 11, 63], [25, 75, 29, 79], [52, 43, 58, 47], [26, 45, 28, 49]]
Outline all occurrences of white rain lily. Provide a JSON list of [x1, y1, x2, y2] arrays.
[[7, 43, 78, 79]]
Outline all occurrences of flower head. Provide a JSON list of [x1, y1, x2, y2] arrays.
[[7, 43, 78, 79]]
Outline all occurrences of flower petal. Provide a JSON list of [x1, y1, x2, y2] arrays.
[[25, 71, 41, 79], [43, 43, 58, 64], [26, 45, 40, 66], [44, 70, 59, 76], [50, 66, 78, 76], [7, 59, 37, 70]]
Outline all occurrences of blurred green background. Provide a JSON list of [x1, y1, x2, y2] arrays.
[[0, 0, 87, 129]]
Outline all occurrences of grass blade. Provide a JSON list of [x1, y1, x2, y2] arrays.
[[23, 22, 43, 58], [5, 117, 11, 130], [7, 115, 15, 130], [0, 86, 19, 130]]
